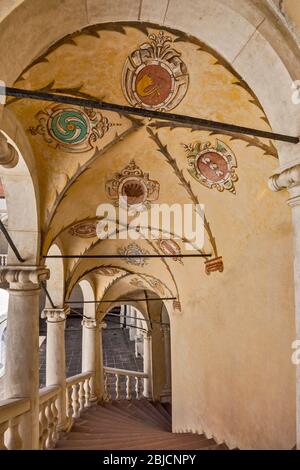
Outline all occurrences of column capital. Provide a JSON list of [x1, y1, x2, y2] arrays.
[[269, 164, 300, 193], [81, 318, 97, 329], [142, 329, 152, 339], [0, 133, 19, 168], [41, 305, 69, 322], [0, 265, 49, 289]]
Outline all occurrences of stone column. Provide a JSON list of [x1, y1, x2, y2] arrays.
[[97, 321, 107, 401], [269, 163, 300, 449], [160, 324, 172, 402], [143, 330, 152, 399], [120, 305, 126, 328], [82, 319, 106, 402], [41, 305, 69, 431], [0, 266, 49, 449]]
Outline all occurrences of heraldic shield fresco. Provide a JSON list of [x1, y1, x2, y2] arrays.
[[7, 21, 278, 289], [122, 31, 189, 111]]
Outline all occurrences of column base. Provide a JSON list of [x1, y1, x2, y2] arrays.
[[160, 388, 172, 403]]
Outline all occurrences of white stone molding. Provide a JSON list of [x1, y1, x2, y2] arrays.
[[0, 266, 49, 287], [0, 133, 18, 168], [81, 318, 97, 329], [269, 164, 300, 193], [41, 306, 69, 322]]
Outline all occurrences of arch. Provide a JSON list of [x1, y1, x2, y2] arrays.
[[78, 278, 96, 319], [0, 107, 40, 263], [0, 0, 299, 166], [45, 243, 65, 307]]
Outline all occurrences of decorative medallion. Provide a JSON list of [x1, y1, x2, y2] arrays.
[[204, 256, 224, 275], [69, 221, 97, 238], [122, 31, 189, 111], [29, 105, 113, 152], [95, 267, 121, 276], [184, 140, 238, 194], [106, 160, 160, 210], [118, 243, 149, 266], [157, 239, 183, 264]]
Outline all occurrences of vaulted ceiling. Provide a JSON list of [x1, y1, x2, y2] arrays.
[[6, 22, 282, 306]]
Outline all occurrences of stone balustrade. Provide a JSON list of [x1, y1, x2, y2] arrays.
[[66, 372, 93, 426], [39, 385, 60, 450], [104, 366, 148, 401], [0, 397, 30, 449]]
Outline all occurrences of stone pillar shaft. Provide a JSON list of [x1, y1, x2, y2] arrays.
[[1, 266, 49, 449], [269, 164, 300, 449], [143, 331, 152, 399], [161, 324, 171, 400], [82, 319, 106, 401], [42, 306, 69, 430]]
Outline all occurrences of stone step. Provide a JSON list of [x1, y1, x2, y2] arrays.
[[55, 400, 226, 451]]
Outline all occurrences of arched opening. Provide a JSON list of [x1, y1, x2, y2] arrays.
[[102, 304, 146, 400]]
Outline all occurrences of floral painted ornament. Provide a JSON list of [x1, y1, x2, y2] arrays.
[[69, 220, 97, 238], [118, 243, 149, 267], [184, 140, 238, 194]]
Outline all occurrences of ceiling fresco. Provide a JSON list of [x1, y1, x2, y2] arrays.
[[5, 21, 280, 302]]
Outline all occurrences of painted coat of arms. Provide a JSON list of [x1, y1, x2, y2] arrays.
[[122, 31, 189, 111], [106, 160, 160, 210], [29, 105, 112, 152], [184, 140, 238, 194]]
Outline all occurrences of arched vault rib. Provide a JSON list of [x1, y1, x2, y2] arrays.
[[148, 121, 278, 158], [66, 263, 176, 302], [147, 127, 219, 256], [42, 115, 143, 245], [61, 219, 191, 301]]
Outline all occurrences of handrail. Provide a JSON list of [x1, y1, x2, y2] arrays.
[[39, 385, 60, 405], [66, 371, 92, 387], [104, 366, 147, 378], [0, 397, 30, 424]]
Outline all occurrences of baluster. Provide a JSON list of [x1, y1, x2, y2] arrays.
[[135, 376, 141, 399], [6, 416, 22, 450], [79, 381, 85, 412], [46, 400, 55, 449], [115, 374, 120, 400], [66, 386, 73, 422], [104, 373, 111, 401], [0, 421, 8, 450], [39, 405, 48, 450], [51, 397, 59, 443], [72, 383, 80, 418], [126, 375, 131, 400], [104, 372, 108, 398], [84, 377, 91, 408]]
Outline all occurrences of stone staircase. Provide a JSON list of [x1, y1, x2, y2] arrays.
[[55, 399, 228, 450]]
